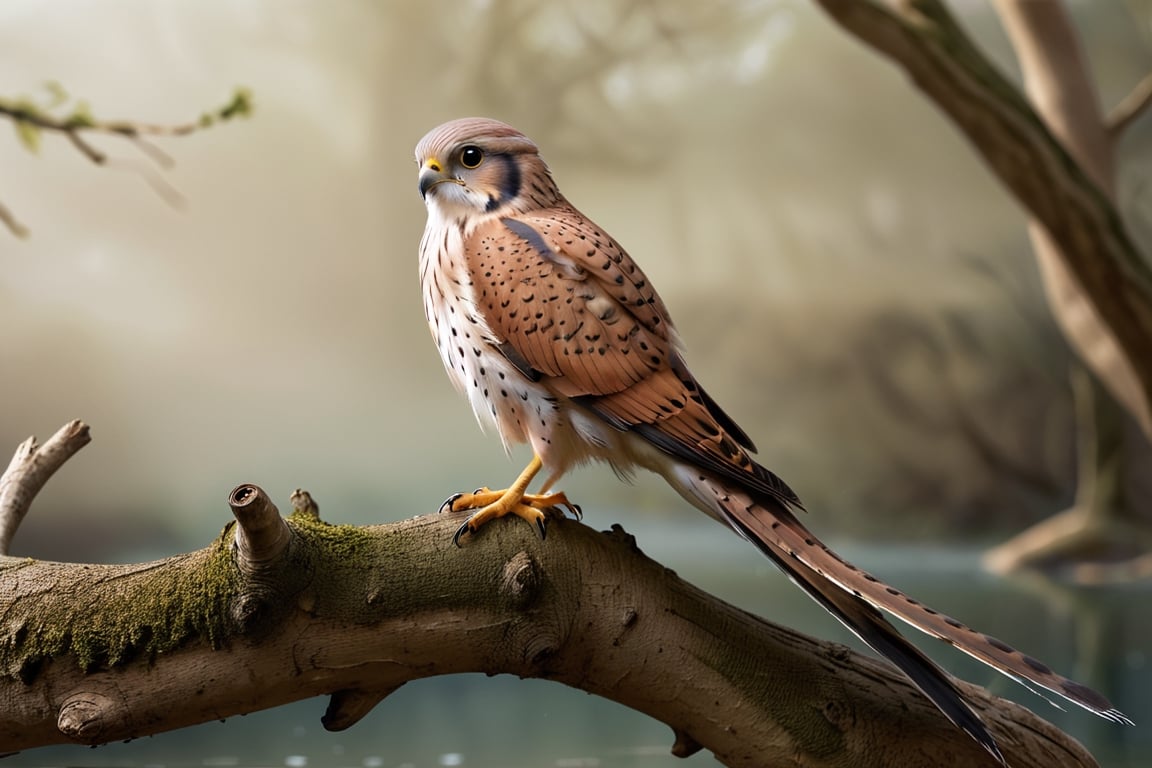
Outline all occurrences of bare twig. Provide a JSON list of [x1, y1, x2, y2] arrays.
[[0, 86, 251, 239], [128, 136, 175, 169], [62, 129, 106, 165], [0, 87, 250, 144], [1108, 71, 1152, 139], [106, 157, 187, 209], [0, 420, 91, 555], [0, 199, 29, 239]]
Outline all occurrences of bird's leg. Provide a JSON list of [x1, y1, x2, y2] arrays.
[[442, 454, 581, 545]]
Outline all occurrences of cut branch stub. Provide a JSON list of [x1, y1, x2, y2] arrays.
[[228, 484, 290, 571], [322, 686, 404, 732], [289, 487, 320, 520], [57, 691, 122, 743], [671, 728, 705, 758], [226, 484, 306, 638]]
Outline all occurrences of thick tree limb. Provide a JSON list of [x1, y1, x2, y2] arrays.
[[811, 0, 1152, 438], [0, 424, 1099, 767], [0, 507, 1099, 767]]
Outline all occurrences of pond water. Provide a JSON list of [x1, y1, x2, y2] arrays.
[[9, 520, 1151, 768]]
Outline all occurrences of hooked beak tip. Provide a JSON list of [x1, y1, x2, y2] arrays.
[[418, 170, 461, 200], [418, 171, 438, 200]]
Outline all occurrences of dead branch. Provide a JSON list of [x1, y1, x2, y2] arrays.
[[0, 423, 1100, 767], [0, 420, 90, 555]]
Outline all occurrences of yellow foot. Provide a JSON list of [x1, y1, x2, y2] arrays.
[[442, 487, 581, 546], [439, 454, 582, 546]]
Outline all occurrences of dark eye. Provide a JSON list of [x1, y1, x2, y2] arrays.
[[459, 146, 484, 169]]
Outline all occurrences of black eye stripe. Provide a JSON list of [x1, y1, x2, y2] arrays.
[[481, 154, 522, 213], [499, 153, 521, 202]]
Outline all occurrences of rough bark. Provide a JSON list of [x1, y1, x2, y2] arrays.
[[0, 424, 1098, 768]]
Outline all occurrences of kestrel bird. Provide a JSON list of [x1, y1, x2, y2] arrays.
[[414, 117, 1128, 763]]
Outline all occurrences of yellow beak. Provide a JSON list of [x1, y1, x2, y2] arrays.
[[418, 158, 453, 199]]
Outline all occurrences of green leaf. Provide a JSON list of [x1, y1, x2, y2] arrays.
[[217, 86, 253, 121], [14, 119, 41, 154], [65, 101, 94, 129], [42, 80, 68, 109]]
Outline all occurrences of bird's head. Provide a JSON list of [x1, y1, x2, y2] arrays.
[[415, 117, 561, 218]]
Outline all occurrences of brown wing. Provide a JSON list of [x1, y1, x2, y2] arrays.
[[463, 208, 673, 397], [464, 207, 796, 507]]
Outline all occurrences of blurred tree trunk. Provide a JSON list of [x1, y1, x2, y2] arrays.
[[812, 0, 1152, 577], [981, 0, 1152, 576]]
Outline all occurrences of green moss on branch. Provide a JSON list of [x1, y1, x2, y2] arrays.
[[0, 528, 239, 681]]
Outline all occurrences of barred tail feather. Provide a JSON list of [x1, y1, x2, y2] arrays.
[[735, 514, 1006, 764], [668, 466, 1131, 763]]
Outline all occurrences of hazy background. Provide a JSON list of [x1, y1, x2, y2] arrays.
[[3, 0, 1150, 556], [2, 1, 1151, 766]]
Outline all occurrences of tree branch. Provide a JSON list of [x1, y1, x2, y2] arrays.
[[0, 86, 252, 239], [0, 200, 29, 240], [0, 420, 90, 555], [990, 0, 1111, 187], [1108, 71, 1152, 139], [0, 87, 251, 146], [0, 423, 1100, 767]]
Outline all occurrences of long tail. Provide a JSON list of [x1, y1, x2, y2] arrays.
[[674, 468, 1131, 764]]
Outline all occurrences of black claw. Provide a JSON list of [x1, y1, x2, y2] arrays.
[[440, 493, 464, 515], [472, 487, 485, 495], [536, 517, 548, 541], [453, 520, 472, 548], [553, 502, 582, 520]]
